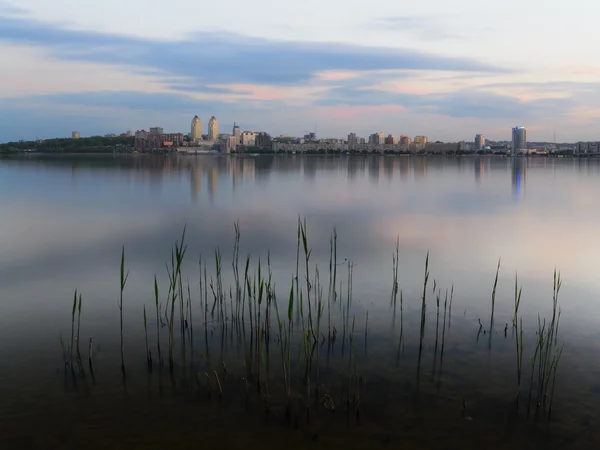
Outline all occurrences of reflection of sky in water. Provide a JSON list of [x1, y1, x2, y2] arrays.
[[1, 155, 600, 343]]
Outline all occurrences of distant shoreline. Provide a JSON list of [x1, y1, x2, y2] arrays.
[[0, 151, 580, 158]]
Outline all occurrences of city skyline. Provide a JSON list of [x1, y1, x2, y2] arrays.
[[2, 1, 600, 143]]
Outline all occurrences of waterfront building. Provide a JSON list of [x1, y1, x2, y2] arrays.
[[385, 134, 398, 145], [191, 116, 202, 141], [72, 131, 80, 139], [208, 116, 219, 141], [475, 134, 485, 150], [233, 123, 241, 145], [511, 126, 527, 154], [241, 131, 257, 147], [414, 136, 428, 151]]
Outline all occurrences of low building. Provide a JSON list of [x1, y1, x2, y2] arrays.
[[423, 142, 460, 154], [241, 131, 257, 147], [134, 133, 185, 150]]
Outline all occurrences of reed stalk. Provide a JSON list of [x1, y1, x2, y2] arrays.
[[118, 247, 129, 374], [300, 219, 317, 342], [417, 252, 430, 382], [168, 226, 187, 372], [76, 293, 82, 363], [548, 344, 564, 418], [70, 290, 77, 367], [513, 274, 523, 404], [490, 258, 500, 328], [154, 276, 161, 365]]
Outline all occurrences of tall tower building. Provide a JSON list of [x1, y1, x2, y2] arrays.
[[72, 131, 80, 139], [512, 126, 527, 155], [191, 116, 202, 141], [209, 116, 219, 141], [233, 122, 241, 145], [475, 134, 485, 150]]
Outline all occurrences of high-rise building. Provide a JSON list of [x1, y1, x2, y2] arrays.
[[475, 134, 485, 150], [400, 135, 411, 147], [385, 134, 398, 145], [369, 132, 385, 145], [414, 136, 428, 150], [150, 127, 164, 135], [233, 122, 241, 145], [72, 131, 80, 139], [511, 126, 527, 154], [208, 116, 219, 141], [191, 116, 202, 141]]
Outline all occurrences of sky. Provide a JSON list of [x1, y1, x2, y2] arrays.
[[1, 0, 600, 143]]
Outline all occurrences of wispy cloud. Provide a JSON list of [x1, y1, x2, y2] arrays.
[[0, 14, 504, 88]]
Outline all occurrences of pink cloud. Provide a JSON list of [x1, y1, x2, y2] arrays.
[[314, 70, 360, 81]]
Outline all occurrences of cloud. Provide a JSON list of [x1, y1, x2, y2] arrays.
[[314, 81, 574, 120], [0, 14, 504, 88]]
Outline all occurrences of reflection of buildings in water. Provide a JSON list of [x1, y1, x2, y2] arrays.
[[474, 158, 486, 184], [511, 158, 526, 200], [368, 157, 382, 184], [399, 157, 410, 179], [414, 157, 427, 180], [303, 158, 317, 180], [255, 157, 274, 182], [387, 158, 398, 182], [208, 167, 218, 201], [242, 158, 255, 182], [190, 168, 202, 202], [347, 156, 362, 180], [230, 159, 240, 191]]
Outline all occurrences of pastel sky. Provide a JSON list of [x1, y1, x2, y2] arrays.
[[1, 0, 600, 142]]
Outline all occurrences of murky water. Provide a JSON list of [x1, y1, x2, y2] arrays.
[[1, 154, 600, 449]]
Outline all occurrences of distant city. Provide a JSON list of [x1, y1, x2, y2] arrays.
[[33, 115, 600, 156]]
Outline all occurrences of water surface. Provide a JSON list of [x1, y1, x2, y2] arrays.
[[1, 154, 599, 449]]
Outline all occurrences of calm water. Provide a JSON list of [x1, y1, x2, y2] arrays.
[[1, 154, 600, 449]]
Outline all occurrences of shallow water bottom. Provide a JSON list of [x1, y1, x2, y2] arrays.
[[3, 365, 597, 450]]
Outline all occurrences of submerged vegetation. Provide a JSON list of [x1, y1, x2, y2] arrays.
[[60, 220, 567, 429]]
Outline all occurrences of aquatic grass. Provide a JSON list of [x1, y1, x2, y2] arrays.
[[432, 289, 440, 381], [70, 290, 77, 367], [438, 288, 448, 389], [300, 219, 317, 343], [417, 252, 430, 384], [167, 226, 187, 372], [513, 275, 523, 404], [55, 221, 573, 425], [154, 276, 161, 365], [76, 293, 82, 363], [118, 247, 129, 374], [490, 258, 500, 328], [391, 236, 399, 307]]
